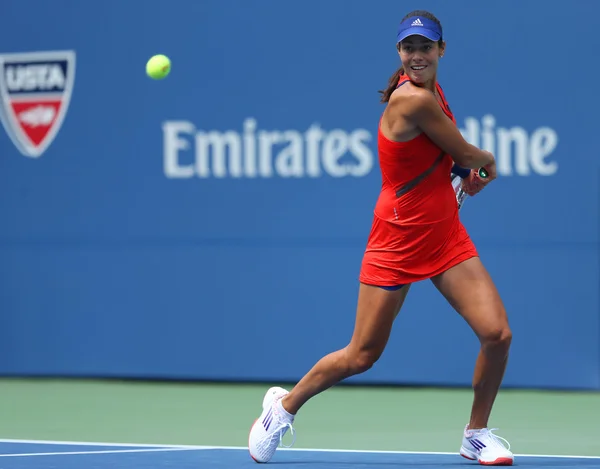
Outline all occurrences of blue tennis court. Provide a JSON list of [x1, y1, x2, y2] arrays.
[[1, 440, 599, 469]]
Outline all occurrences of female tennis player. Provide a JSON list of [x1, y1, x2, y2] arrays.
[[249, 10, 513, 466]]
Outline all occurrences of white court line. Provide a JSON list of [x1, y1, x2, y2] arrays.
[[0, 438, 598, 460], [0, 447, 198, 458], [0, 438, 198, 449]]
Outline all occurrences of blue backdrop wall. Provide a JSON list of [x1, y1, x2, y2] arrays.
[[0, 0, 598, 390]]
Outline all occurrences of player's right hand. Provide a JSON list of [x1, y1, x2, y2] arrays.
[[462, 157, 496, 196], [462, 171, 484, 196]]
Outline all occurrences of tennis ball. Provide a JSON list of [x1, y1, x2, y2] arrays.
[[146, 54, 171, 80]]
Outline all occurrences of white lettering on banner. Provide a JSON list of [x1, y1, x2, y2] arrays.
[[460, 115, 559, 176], [163, 118, 374, 179], [164, 115, 558, 179], [5, 64, 66, 91]]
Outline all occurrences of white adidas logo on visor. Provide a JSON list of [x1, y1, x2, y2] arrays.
[[411, 18, 424, 26]]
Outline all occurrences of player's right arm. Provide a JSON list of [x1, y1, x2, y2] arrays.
[[395, 88, 495, 170]]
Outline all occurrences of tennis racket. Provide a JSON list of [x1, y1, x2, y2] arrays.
[[452, 168, 489, 210]]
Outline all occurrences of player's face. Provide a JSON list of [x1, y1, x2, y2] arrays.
[[398, 36, 444, 85]]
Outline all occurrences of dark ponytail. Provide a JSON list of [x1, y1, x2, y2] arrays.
[[378, 10, 443, 104], [379, 65, 405, 103]]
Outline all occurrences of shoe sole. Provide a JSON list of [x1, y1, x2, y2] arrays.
[[461, 448, 513, 466], [477, 457, 513, 466]]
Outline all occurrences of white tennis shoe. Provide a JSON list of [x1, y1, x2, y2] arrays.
[[248, 386, 296, 463], [460, 425, 514, 465]]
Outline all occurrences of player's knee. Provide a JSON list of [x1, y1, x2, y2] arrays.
[[482, 325, 512, 354], [348, 348, 382, 375]]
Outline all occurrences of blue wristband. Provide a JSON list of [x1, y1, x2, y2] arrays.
[[451, 164, 471, 179]]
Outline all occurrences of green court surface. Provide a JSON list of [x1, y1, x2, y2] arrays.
[[1, 378, 599, 457]]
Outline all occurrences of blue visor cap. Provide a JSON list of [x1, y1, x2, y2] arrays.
[[396, 16, 442, 43]]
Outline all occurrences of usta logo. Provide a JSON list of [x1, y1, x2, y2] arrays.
[[0, 50, 76, 158]]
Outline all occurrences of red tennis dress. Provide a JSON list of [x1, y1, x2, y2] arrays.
[[359, 74, 478, 287]]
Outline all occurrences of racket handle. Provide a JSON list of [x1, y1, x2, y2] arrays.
[[478, 168, 489, 178]]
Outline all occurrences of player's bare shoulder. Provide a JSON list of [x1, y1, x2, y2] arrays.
[[388, 82, 433, 120]]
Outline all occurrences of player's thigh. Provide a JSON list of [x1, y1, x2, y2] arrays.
[[348, 283, 411, 354], [430, 257, 509, 341], [393, 283, 411, 319]]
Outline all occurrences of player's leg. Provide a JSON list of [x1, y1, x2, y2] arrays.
[[431, 256, 513, 465], [282, 282, 411, 414], [248, 282, 410, 463]]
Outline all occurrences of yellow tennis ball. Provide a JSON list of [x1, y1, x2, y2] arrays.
[[146, 54, 171, 80]]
